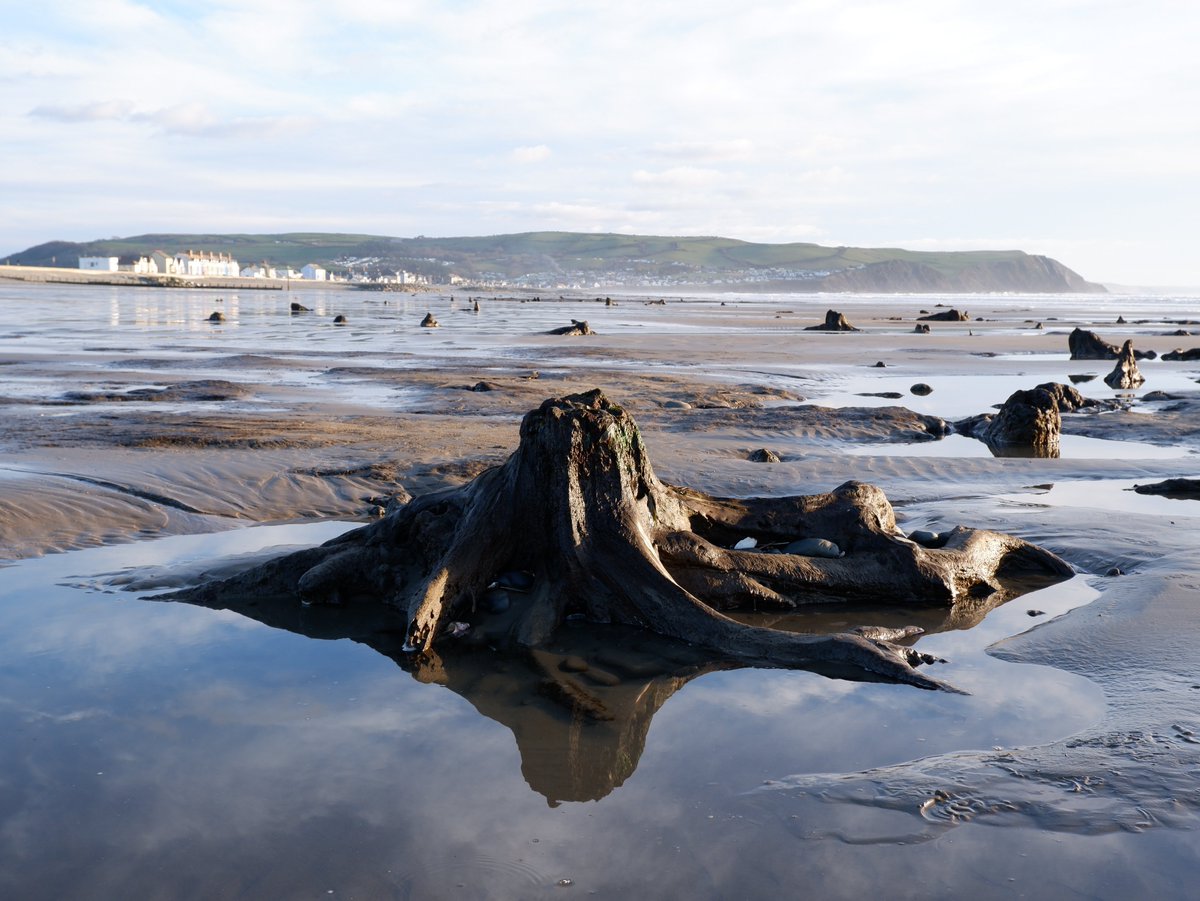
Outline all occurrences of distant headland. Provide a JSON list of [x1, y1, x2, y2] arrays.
[[1, 231, 1105, 293]]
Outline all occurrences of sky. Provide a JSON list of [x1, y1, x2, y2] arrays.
[[2, 0, 1198, 286]]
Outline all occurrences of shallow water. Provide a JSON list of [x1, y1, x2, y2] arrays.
[[0, 524, 1103, 899], [3, 282, 1200, 897], [997, 478, 1200, 519], [807, 366, 1200, 420], [4, 284, 1198, 421], [846, 433, 1195, 459]]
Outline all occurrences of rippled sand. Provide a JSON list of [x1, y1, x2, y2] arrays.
[[2, 280, 1200, 896]]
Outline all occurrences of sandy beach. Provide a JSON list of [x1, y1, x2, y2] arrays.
[[1, 279, 1199, 897]]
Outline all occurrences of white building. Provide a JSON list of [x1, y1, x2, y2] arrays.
[[174, 250, 241, 278], [301, 263, 326, 281], [79, 257, 118, 271], [151, 250, 179, 275], [122, 256, 158, 274], [240, 263, 278, 279]]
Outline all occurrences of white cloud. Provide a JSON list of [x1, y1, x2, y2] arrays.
[[632, 167, 725, 189], [30, 100, 136, 122], [2, 1, 1200, 283], [510, 144, 552, 163], [650, 140, 755, 163]]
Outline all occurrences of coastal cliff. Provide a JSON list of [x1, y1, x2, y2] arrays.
[[815, 255, 1103, 293]]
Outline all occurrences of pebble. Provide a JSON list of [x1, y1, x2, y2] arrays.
[[783, 538, 842, 558]]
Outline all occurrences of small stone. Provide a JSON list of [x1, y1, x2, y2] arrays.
[[747, 448, 780, 463], [907, 529, 941, 546], [733, 536, 758, 550], [560, 656, 590, 673], [1106, 567, 1124, 577], [1027, 609, 1046, 617], [910, 383, 933, 396], [783, 538, 842, 558], [873, 361, 887, 367]]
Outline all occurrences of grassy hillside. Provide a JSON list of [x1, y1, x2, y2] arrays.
[[4, 231, 1098, 291]]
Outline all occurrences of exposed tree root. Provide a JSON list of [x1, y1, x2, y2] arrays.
[[176, 390, 1074, 691]]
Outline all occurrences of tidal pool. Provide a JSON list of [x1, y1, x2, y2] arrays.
[[844, 433, 1195, 459], [0, 523, 1107, 899]]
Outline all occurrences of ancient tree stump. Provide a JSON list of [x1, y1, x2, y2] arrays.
[[1104, 339, 1145, 388], [804, 309, 860, 331], [177, 390, 1073, 691]]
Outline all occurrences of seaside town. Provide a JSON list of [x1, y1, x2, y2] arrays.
[[77, 249, 431, 285]]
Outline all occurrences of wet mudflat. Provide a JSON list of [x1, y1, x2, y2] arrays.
[[1, 282, 1199, 898]]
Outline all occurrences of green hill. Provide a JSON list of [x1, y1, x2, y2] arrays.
[[3, 231, 1105, 292]]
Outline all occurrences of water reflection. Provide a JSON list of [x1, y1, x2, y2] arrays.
[[845, 432, 1193, 460], [0, 527, 1110, 899], [159, 565, 1061, 805], [159, 582, 745, 804]]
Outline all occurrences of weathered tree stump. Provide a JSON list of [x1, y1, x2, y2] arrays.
[[175, 390, 1073, 691], [1104, 339, 1145, 388], [1069, 327, 1152, 360], [804, 309, 860, 331], [547, 319, 594, 336], [955, 382, 1096, 458]]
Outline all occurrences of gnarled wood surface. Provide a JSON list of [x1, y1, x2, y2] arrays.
[[176, 390, 1074, 691]]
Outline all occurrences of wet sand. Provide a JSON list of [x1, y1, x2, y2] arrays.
[[2, 282, 1200, 894]]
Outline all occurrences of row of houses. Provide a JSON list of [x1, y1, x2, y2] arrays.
[[79, 251, 327, 281], [239, 262, 325, 280]]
